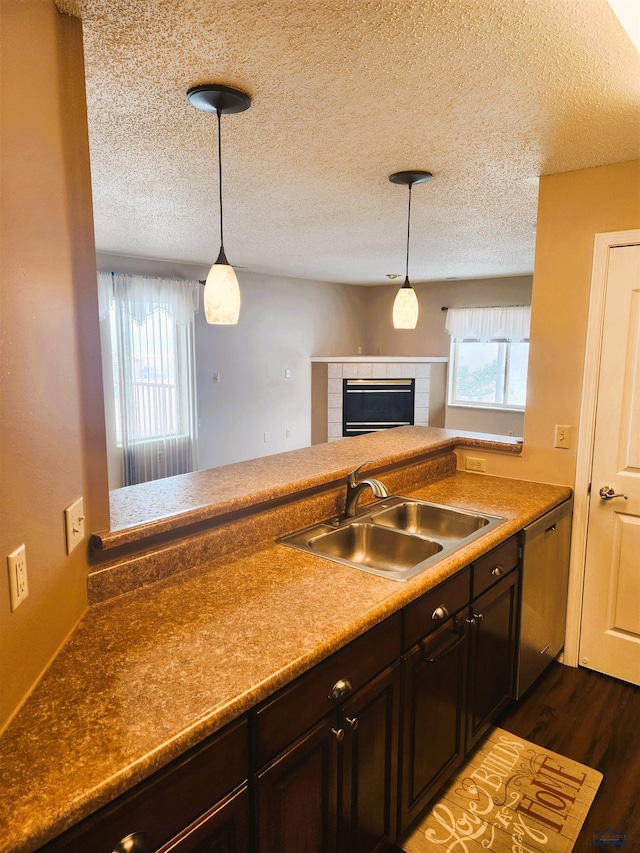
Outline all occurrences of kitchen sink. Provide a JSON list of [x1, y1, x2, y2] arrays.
[[277, 496, 506, 581], [307, 522, 443, 576], [370, 500, 491, 540]]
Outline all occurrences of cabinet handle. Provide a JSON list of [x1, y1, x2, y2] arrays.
[[332, 727, 345, 742], [112, 833, 147, 853], [491, 565, 504, 578], [432, 605, 449, 621], [421, 630, 466, 663], [474, 612, 484, 622], [328, 677, 353, 701], [345, 715, 359, 731]]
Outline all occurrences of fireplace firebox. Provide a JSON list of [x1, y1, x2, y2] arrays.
[[342, 378, 415, 436]]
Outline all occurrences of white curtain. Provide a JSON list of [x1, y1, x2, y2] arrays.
[[98, 272, 200, 486], [445, 305, 531, 342]]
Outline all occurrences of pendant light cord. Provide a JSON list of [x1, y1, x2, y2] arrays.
[[217, 108, 225, 252], [405, 183, 412, 282]]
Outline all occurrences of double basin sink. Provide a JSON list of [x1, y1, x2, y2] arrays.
[[277, 496, 506, 581]]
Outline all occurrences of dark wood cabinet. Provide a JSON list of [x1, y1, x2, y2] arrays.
[[339, 662, 401, 853], [40, 718, 249, 853], [466, 567, 520, 750], [399, 609, 468, 832], [256, 663, 401, 853], [156, 786, 250, 853], [256, 716, 339, 853], [254, 615, 402, 853]]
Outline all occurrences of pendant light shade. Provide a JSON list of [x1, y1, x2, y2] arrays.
[[203, 248, 241, 325], [187, 84, 251, 325], [392, 279, 419, 329], [389, 170, 432, 330]]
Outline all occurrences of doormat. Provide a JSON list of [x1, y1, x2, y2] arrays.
[[399, 727, 603, 853]]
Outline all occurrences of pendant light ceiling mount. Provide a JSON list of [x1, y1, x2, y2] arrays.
[[186, 84, 251, 115], [388, 169, 433, 330], [388, 170, 433, 188], [187, 83, 251, 325]]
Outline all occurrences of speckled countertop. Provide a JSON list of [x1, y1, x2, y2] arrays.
[[99, 426, 522, 549], [0, 438, 565, 853]]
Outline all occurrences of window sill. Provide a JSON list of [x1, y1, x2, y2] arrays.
[[447, 402, 525, 414]]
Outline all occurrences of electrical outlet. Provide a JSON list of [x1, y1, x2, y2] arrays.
[[8, 544, 28, 611], [286, 428, 291, 439], [213, 372, 221, 383], [64, 497, 85, 555], [264, 431, 270, 443], [554, 424, 572, 449], [284, 368, 291, 379], [465, 456, 486, 473]]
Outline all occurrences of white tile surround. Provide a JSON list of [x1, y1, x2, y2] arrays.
[[312, 357, 448, 442]]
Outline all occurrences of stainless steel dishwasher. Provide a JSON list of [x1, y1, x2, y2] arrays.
[[515, 497, 573, 698]]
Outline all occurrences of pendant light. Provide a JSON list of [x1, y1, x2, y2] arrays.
[[389, 170, 432, 329], [187, 84, 251, 324]]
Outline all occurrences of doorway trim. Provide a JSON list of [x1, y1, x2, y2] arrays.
[[564, 229, 640, 667]]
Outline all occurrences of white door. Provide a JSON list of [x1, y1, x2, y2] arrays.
[[579, 243, 640, 685]]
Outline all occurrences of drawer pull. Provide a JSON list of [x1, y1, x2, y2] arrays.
[[432, 605, 449, 621], [332, 727, 345, 742], [112, 833, 147, 853], [345, 715, 359, 731], [422, 629, 466, 663], [329, 678, 353, 701], [491, 565, 504, 578]]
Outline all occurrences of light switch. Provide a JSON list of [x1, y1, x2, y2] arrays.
[[65, 497, 85, 554], [554, 425, 572, 449]]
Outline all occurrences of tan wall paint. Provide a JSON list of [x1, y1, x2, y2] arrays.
[[0, 0, 109, 729], [470, 161, 640, 485]]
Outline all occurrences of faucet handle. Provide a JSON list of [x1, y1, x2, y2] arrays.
[[347, 460, 375, 485]]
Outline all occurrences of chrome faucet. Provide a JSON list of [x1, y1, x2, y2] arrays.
[[344, 461, 389, 518]]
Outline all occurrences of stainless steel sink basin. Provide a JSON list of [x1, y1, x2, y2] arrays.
[[370, 500, 490, 540], [307, 523, 442, 576], [277, 496, 506, 581]]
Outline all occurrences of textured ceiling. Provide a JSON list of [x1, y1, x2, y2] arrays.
[[57, 0, 640, 284]]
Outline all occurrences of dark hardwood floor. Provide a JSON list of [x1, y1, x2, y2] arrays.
[[498, 662, 640, 852], [391, 662, 640, 853]]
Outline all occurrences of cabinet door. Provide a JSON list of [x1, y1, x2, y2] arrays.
[[466, 569, 519, 750], [339, 661, 401, 853], [256, 717, 339, 853], [399, 613, 467, 832], [156, 786, 250, 853]]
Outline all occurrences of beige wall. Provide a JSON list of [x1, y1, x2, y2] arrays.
[[465, 160, 640, 485], [0, 0, 109, 729], [195, 273, 367, 469]]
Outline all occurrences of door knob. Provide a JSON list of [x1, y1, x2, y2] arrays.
[[599, 486, 628, 501]]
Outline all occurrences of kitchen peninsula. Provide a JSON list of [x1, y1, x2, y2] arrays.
[[0, 427, 570, 852]]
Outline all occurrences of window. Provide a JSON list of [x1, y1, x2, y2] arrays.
[[98, 272, 200, 486], [446, 306, 530, 411]]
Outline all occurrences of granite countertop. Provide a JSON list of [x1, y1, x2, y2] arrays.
[[99, 426, 522, 549], [0, 464, 568, 852]]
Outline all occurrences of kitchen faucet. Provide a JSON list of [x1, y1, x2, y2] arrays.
[[344, 461, 389, 518]]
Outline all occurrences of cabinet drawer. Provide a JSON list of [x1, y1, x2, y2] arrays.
[[403, 567, 470, 651], [255, 612, 401, 767], [472, 536, 519, 598], [42, 717, 249, 853]]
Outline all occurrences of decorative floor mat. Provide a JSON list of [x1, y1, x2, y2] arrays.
[[399, 727, 603, 853]]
